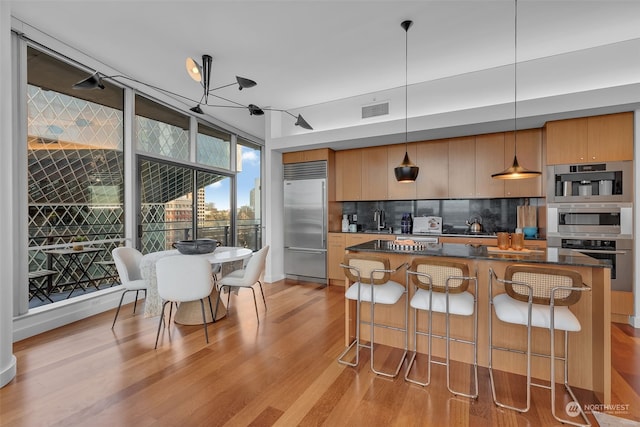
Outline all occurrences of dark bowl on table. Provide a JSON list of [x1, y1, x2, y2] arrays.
[[172, 239, 219, 255]]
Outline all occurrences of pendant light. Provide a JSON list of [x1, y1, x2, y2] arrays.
[[492, 0, 541, 180], [394, 20, 419, 183]]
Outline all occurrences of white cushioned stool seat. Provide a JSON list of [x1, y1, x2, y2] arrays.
[[493, 293, 581, 331], [345, 280, 405, 304], [411, 288, 475, 316]]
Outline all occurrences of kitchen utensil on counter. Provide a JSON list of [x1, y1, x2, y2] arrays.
[[497, 232, 510, 250], [413, 216, 442, 234], [511, 233, 524, 250], [342, 214, 349, 232], [465, 215, 483, 233], [517, 203, 537, 238]]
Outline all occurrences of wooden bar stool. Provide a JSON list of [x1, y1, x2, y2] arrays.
[[337, 254, 408, 378], [404, 258, 478, 399], [489, 265, 591, 426]]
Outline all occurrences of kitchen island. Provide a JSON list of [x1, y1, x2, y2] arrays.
[[343, 239, 611, 404]]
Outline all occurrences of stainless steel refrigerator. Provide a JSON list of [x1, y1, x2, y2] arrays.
[[283, 162, 327, 283]]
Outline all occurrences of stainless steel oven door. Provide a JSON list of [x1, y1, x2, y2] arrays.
[[548, 203, 633, 238], [548, 237, 632, 291], [573, 247, 632, 292]]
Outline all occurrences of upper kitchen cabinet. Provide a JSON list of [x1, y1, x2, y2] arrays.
[[335, 149, 362, 201], [448, 136, 476, 198], [388, 143, 417, 200], [587, 112, 634, 162], [504, 128, 544, 197], [416, 140, 449, 199], [475, 133, 505, 198], [361, 146, 388, 200], [282, 148, 331, 164], [546, 112, 633, 165]]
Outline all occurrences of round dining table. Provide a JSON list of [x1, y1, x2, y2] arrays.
[[140, 246, 253, 324]]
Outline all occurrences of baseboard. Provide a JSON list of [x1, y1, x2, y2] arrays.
[[12, 287, 136, 341], [0, 355, 16, 388], [629, 315, 640, 329]]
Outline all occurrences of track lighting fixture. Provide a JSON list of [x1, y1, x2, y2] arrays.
[[72, 53, 312, 130]]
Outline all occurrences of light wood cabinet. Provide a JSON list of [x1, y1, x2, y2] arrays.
[[328, 233, 396, 283], [587, 112, 634, 162], [282, 148, 330, 164], [327, 233, 346, 281], [361, 146, 388, 200], [504, 129, 544, 197], [416, 140, 449, 199], [387, 143, 418, 200], [545, 117, 587, 165], [335, 149, 362, 201], [448, 136, 476, 198], [333, 128, 546, 201], [546, 112, 633, 164], [475, 133, 505, 198]]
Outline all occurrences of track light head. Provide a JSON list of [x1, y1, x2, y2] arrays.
[[236, 76, 257, 90], [248, 104, 265, 116], [295, 114, 313, 130], [72, 72, 105, 90], [190, 105, 204, 114]]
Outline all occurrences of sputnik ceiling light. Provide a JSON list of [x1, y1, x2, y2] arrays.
[[492, 0, 541, 180], [394, 20, 419, 183], [73, 54, 313, 130]]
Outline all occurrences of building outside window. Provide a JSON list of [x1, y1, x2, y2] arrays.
[[26, 46, 125, 308]]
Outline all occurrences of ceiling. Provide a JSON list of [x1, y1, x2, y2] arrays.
[[9, 0, 640, 142]]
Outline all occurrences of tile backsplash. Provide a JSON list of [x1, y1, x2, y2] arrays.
[[342, 198, 545, 235]]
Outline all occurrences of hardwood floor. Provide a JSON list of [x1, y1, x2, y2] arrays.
[[2, 279, 639, 426]]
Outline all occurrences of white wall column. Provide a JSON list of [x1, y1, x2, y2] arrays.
[[263, 110, 285, 282], [0, 1, 17, 388], [632, 109, 640, 328]]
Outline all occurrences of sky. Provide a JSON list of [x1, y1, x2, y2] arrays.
[[204, 145, 260, 211]]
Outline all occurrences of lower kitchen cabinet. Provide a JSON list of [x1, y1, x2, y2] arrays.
[[327, 233, 396, 284], [327, 233, 346, 282]]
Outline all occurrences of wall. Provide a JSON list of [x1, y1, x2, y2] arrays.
[[1, 0, 17, 388]]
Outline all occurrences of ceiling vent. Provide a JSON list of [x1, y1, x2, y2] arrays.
[[362, 102, 389, 119]]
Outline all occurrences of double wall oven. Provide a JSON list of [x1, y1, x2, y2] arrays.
[[547, 161, 633, 292]]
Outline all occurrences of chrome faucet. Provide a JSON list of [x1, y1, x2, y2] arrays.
[[374, 209, 386, 231]]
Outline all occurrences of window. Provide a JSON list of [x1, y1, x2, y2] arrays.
[[135, 95, 189, 161], [235, 138, 262, 250], [197, 123, 231, 169], [26, 46, 124, 307], [196, 171, 232, 245]]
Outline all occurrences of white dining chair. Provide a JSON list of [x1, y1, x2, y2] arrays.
[[111, 247, 147, 328], [214, 245, 269, 323], [154, 255, 215, 348]]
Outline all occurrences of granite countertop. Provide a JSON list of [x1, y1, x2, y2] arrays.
[[345, 239, 611, 269]]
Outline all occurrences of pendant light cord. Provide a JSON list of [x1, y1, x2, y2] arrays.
[[513, 0, 518, 157], [405, 21, 409, 152]]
